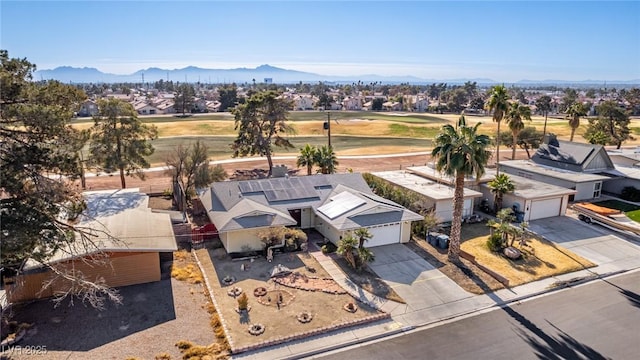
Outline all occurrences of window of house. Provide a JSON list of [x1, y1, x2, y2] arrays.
[[593, 182, 602, 198]]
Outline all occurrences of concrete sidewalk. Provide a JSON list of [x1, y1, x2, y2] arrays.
[[234, 219, 640, 360]]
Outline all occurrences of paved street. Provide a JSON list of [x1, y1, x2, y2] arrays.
[[316, 270, 640, 360]]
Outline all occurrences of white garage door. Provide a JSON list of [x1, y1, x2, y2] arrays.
[[366, 224, 401, 247], [529, 198, 561, 221]]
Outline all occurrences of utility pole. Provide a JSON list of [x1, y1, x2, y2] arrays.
[[324, 112, 332, 148]]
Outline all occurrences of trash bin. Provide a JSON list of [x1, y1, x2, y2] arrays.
[[437, 234, 449, 249], [428, 232, 441, 246]]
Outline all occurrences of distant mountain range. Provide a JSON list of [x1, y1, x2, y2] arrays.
[[34, 64, 640, 86]]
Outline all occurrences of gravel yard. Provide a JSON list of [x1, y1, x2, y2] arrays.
[[4, 277, 214, 360]]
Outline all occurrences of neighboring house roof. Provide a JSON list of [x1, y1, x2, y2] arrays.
[[371, 170, 483, 201], [532, 136, 615, 172], [607, 165, 640, 180], [199, 173, 421, 233], [482, 169, 576, 199], [24, 188, 177, 270], [500, 159, 610, 183], [406, 165, 495, 185], [607, 148, 640, 167]]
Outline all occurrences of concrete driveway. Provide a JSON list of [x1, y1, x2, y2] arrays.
[[528, 216, 640, 273], [368, 244, 472, 319]]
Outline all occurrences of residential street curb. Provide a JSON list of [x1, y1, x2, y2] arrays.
[[270, 268, 635, 360]]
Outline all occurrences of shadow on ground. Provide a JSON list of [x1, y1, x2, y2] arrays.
[[12, 279, 176, 351]]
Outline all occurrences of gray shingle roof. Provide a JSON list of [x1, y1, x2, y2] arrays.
[[200, 173, 421, 232], [532, 139, 614, 172]]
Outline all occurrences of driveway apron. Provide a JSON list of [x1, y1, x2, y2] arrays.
[[368, 244, 472, 315]]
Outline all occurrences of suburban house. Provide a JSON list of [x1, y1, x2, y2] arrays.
[[499, 135, 613, 201], [478, 170, 576, 221], [342, 96, 363, 111], [198, 173, 422, 253], [77, 99, 99, 117], [414, 98, 430, 112], [371, 170, 483, 223], [4, 189, 177, 303], [134, 102, 160, 115], [387, 164, 575, 221], [382, 101, 402, 112], [292, 95, 315, 110]]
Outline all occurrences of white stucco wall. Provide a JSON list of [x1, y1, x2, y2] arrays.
[[220, 228, 264, 253]]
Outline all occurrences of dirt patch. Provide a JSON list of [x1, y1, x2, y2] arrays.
[[406, 238, 504, 294], [148, 194, 174, 210], [5, 277, 216, 360], [198, 248, 387, 353], [461, 236, 596, 287]]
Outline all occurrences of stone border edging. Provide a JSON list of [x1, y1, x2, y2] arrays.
[[192, 250, 237, 351], [232, 312, 391, 354], [194, 249, 392, 355]]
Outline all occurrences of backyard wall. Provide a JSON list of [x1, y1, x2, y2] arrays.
[[6, 251, 161, 303]]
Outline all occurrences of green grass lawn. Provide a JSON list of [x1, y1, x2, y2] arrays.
[[593, 199, 640, 222], [71, 111, 450, 125]]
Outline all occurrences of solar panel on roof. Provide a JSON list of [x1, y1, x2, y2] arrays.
[[238, 181, 252, 193], [317, 192, 366, 219]]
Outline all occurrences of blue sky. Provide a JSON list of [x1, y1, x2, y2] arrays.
[[1, 1, 639, 82]]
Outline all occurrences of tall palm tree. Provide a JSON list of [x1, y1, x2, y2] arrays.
[[485, 85, 510, 173], [296, 144, 317, 175], [566, 102, 587, 142], [488, 173, 515, 214], [505, 102, 532, 159], [535, 95, 552, 139], [431, 114, 492, 263], [314, 145, 339, 174]]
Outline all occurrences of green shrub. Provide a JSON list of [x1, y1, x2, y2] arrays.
[[321, 242, 337, 254], [487, 233, 504, 252], [621, 186, 640, 202]]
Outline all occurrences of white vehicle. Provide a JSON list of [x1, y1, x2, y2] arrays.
[[573, 202, 640, 238]]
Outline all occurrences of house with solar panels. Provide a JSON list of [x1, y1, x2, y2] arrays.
[[499, 135, 615, 202], [198, 173, 423, 253]]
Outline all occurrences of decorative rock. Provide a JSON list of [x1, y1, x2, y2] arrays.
[[227, 286, 243, 297], [343, 302, 358, 313], [503, 246, 522, 259], [297, 311, 314, 324], [248, 323, 265, 336], [253, 287, 267, 297]]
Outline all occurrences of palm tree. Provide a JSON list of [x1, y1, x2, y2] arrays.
[[314, 145, 339, 174], [353, 228, 373, 249], [566, 102, 587, 142], [488, 173, 515, 214], [296, 144, 317, 175], [431, 114, 492, 263], [505, 102, 532, 159], [485, 85, 510, 173], [356, 247, 375, 270], [535, 95, 552, 139], [337, 234, 358, 269]]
